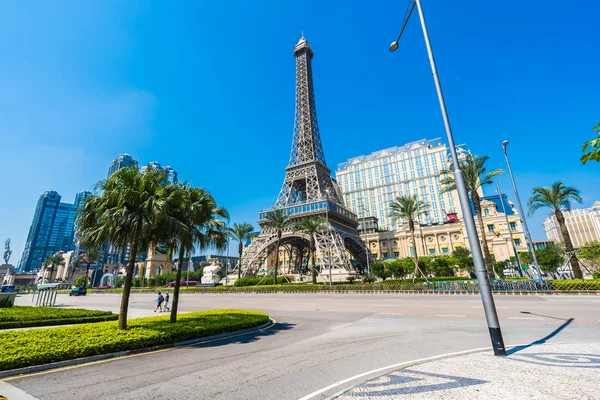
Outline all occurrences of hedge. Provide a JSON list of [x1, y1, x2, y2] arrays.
[[0, 309, 269, 371], [234, 276, 288, 286], [550, 279, 600, 291], [0, 306, 118, 329]]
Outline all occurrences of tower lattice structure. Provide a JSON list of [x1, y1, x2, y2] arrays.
[[241, 37, 369, 278]]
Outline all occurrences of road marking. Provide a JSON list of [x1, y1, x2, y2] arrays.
[[380, 313, 404, 316], [372, 304, 401, 307], [0, 382, 40, 399], [299, 302, 318, 305], [471, 306, 509, 309], [297, 347, 493, 400], [244, 301, 259, 304], [507, 317, 545, 320], [1, 319, 277, 382], [436, 314, 466, 318]]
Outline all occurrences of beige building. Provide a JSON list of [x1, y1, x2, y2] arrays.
[[336, 138, 469, 230], [543, 201, 600, 248]]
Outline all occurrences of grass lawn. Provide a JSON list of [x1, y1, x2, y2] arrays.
[[0, 306, 118, 329], [0, 309, 269, 371]]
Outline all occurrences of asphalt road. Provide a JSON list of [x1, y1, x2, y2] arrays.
[[5, 293, 600, 400]]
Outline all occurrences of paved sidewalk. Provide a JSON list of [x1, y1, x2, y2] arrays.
[[335, 342, 600, 399]]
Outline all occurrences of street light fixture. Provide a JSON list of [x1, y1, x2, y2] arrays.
[[390, 0, 506, 356], [502, 140, 543, 280]]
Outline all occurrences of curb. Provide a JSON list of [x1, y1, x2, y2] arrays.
[[0, 318, 274, 380]]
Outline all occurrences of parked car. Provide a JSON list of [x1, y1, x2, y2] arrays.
[[69, 287, 87, 296]]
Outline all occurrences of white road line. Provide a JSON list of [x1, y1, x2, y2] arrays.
[[380, 313, 404, 316], [507, 317, 545, 320], [0, 382, 40, 399], [244, 302, 259, 304], [297, 347, 492, 400], [437, 314, 466, 318], [372, 304, 401, 307]]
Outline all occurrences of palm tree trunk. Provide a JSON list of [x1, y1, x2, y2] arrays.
[[273, 232, 281, 285], [310, 237, 317, 284], [84, 262, 91, 289], [556, 209, 583, 279], [170, 247, 185, 323], [117, 239, 137, 330], [409, 221, 420, 278], [472, 191, 495, 280], [238, 242, 243, 281]]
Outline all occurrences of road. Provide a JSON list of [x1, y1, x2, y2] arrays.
[[5, 292, 600, 400]]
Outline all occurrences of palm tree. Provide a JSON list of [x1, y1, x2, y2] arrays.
[[81, 248, 100, 289], [45, 254, 65, 282], [528, 181, 584, 278], [388, 195, 429, 277], [70, 259, 82, 280], [294, 217, 326, 284], [77, 166, 175, 329], [261, 209, 292, 284], [440, 154, 504, 279], [168, 185, 229, 323], [227, 222, 255, 281]]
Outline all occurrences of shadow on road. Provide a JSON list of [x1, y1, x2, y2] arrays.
[[507, 316, 574, 355], [190, 322, 296, 349]]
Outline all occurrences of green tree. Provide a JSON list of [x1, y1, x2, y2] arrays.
[[388, 195, 429, 277], [77, 166, 174, 329], [580, 123, 600, 164], [578, 241, 600, 275], [168, 185, 229, 323], [452, 247, 474, 274], [70, 259, 82, 280], [45, 254, 65, 282], [429, 255, 456, 277], [537, 243, 564, 274], [294, 216, 326, 284], [370, 261, 391, 280], [440, 155, 504, 279], [528, 182, 584, 279], [387, 259, 410, 279], [227, 222, 255, 281], [518, 251, 533, 265], [262, 209, 293, 284], [80, 248, 100, 290]]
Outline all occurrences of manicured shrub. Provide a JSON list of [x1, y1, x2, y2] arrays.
[[234, 276, 287, 286], [0, 309, 268, 371], [550, 279, 600, 291], [0, 306, 117, 329]]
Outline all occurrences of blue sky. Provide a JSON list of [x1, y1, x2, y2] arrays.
[[1, 0, 598, 262]]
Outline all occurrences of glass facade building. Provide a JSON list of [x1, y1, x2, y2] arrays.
[[336, 138, 468, 231], [107, 153, 138, 178], [20, 191, 81, 272], [141, 161, 178, 183]]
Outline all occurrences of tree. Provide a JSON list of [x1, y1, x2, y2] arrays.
[[45, 254, 65, 282], [518, 251, 533, 265], [77, 166, 174, 330], [370, 261, 391, 280], [440, 154, 504, 279], [227, 222, 255, 281], [579, 241, 600, 276], [261, 210, 293, 284], [537, 243, 564, 275], [528, 181, 584, 279], [580, 123, 600, 164], [452, 247, 474, 274], [70, 259, 82, 280], [168, 185, 228, 323], [429, 255, 456, 277], [389, 195, 429, 277], [80, 248, 100, 290], [387, 258, 411, 279], [294, 216, 326, 284]]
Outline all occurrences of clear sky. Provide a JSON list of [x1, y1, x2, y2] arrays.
[[1, 0, 598, 262]]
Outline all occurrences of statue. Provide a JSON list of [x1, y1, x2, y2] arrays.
[[3, 239, 11, 265], [201, 259, 221, 284]]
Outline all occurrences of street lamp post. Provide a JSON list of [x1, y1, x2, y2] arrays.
[[326, 200, 332, 287], [496, 180, 523, 277], [390, 0, 506, 356], [502, 140, 543, 280], [356, 199, 371, 275]]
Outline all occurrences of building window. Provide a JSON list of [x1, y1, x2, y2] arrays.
[[514, 239, 522, 246], [409, 247, 415, 257], [442, 247, 449, 254], [487, 224, 494, 233], [429, 248, 435, 255], [484, 208, 490, 216], [509, 222, 516, 231], [382, 252, 389, 259], [393, 251, 399, 257]]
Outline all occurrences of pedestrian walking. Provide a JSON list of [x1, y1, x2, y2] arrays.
[[163, 291, 170, 312], [154, 291, 164, 312]]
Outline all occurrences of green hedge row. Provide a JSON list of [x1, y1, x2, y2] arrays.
[[550, 279, 600, 291], [0, 309, 269, 371], [234, 276, 289, 286], [0, 306, 118, 329]]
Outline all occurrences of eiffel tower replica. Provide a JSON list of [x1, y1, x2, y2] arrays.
[[241, 36, 369, 278]]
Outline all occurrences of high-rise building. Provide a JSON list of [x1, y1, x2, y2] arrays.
[[336, 138, 470, 231], [543, 201, 600, 248], [20, 191, 81, 272], [107, 153, 138, 178], [141, 161, 178, 183]]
